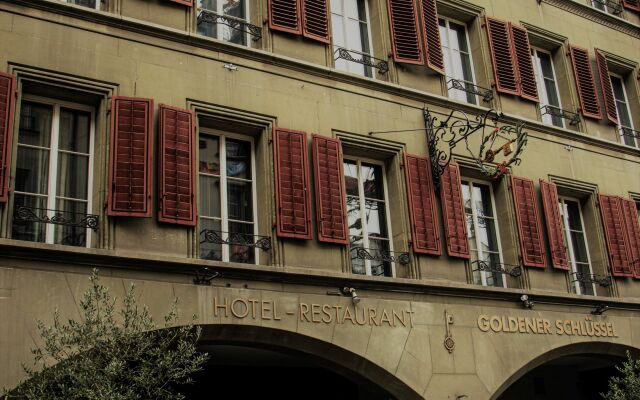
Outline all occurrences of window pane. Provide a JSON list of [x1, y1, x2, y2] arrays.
[[69, 0, 96, 8], [350, 237, 366, 275], [226, 138, 252, 179], [576, 263, 595, 295], [15, 147, 49, 195], [12, 194, 47, 243], [473, 184, 493, 217], [346, 196, 362, 237], [228, 221, 255, 264], [538, 52, 554, 79], [57, 153, 89, 200], [345, 0, 358, 19], [344, 160, 359, 196], [449, 22, 468, 52], [59, 108, 90, 153], [199, 175, 221, 218], [227, 180, 253, 222], [199, 218, 223, 261], [570, 231, 589, 264], [53, 199, 88, 247], [362, 163, 383, 199], [483, 252, 504, 287], [477, 217, 499, 253], [199, 136, 221, 175], [19, 102, 52, 148], [332, 14, 345, 48], [368, 239, 392, 277], [565, 200, 583, 231], [365, 199, 387, 239], [221, 0, 246, 45]]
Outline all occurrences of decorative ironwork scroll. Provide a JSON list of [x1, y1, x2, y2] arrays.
[[197, 9, 262, 41], [200, 229, 272, 251], [592, 0, 623, 15], [14, 206, 99, 231], [425, 108, 528, 188], [471, 260, 522, 278], [334, 48, 389, 74], [447, 78, 494, 102], [621, 126, 640, 140], [540, 105, 581, 126], [351, 247, 410, 265], [570, 271, 612, 287]]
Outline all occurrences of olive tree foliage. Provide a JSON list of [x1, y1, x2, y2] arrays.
[[602, 351, 640, 400], [3, 270, 208, 400]]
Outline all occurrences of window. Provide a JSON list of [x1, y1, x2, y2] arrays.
[[344, 158, 394, 276], [331, 0, 374, 77], [198, 129, 257, 263], [12, 96, 94, 247], [65, 0, 99, 9], [197, 0, 248, 45], [462, 179, 505, 287], [591, 0, 623, 15], [610, 75, 637, 147], [558, 197, 595, 295], [439, 18, 477, 105], [532, 48, 564, 127]]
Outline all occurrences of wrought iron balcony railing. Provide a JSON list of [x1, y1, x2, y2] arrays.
[[471, 260, 522, 278], [446, 77, 493, 102], [621, 126, 640, 140], [13, 206, 99, 231], [200, 229, 272, 251], [570, 271, 612, 287], [334, 48, 389, 74], [540, 105, 581, 126], [197, 9, 262, 41], [592, 0, 623, 15], [350, 246, 410, 265]]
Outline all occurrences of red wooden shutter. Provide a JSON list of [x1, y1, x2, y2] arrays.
[[269, 0, 302, 35], [622, 0, 640, 11], [599, 194, 632, 277], [0, 72, 16, 203], [158, 105, 196, 226], [595, 49, 618, 124], [274, 128, 312, 240], [312, 135, 347, 244], [539, 180, 569, 270], [301, 0, 330, 43], [404, 154, 441, 255], [419, 0, 445, 74], [569, 45, 602, 120], [511, 176, 546, 268], [387, 0, 424, 65], [108, 97, 154, 217], [510, 25, 539, 102], [440, 162, 469, 258], [621, 199, 640, 278], [486, 17, 519, 96], [166, 0, 193, 6]]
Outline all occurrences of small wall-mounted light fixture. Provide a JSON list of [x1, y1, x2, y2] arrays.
[[520, 294, 534, 309], [193, 268, 220, 286], [591, 304, 610, 315], [342, 287, 360, 305]]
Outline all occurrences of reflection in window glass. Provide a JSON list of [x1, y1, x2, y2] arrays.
[[439, 18, 477, 105], [462, 180, 504, 287], [12, 100, 93, 247], [344, 159, 393, 277], [610, 75, 637, 148], [198, 0, 248, 46], [559, 197, 595, 295], [199, 132, 256, 264], [331, 0, 373, 77]]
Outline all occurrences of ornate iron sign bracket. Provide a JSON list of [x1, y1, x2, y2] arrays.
[[425, 108, 528, 189], [471, 260, 522, 278]]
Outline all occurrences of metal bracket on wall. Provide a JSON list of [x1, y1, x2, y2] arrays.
[[444, 310, 455, 353]]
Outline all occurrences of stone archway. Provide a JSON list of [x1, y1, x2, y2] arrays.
[[492, 342, 640, 400], [180, 324, 423, 400]]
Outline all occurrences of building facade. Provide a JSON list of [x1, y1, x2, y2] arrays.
[[1, 0, 639, 398]]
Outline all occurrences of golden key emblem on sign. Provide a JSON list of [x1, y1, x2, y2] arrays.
[[444, 310, 455, 353]]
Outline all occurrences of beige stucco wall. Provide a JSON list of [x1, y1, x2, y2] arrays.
[[2, 266, 639, 399]]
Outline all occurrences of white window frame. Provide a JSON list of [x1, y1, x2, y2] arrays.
[[344, 156, 395, 277], [531, 47, 565, 128], [439, 16, 478, 105], [609, 73, 637, 148], [198, 127, 259, 263], [462, 177, 506, 288], [197, 0, 251, 45], [331, 0, 376, 78], [14, 94, 96, 248], [558, 196, 596, 295]]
